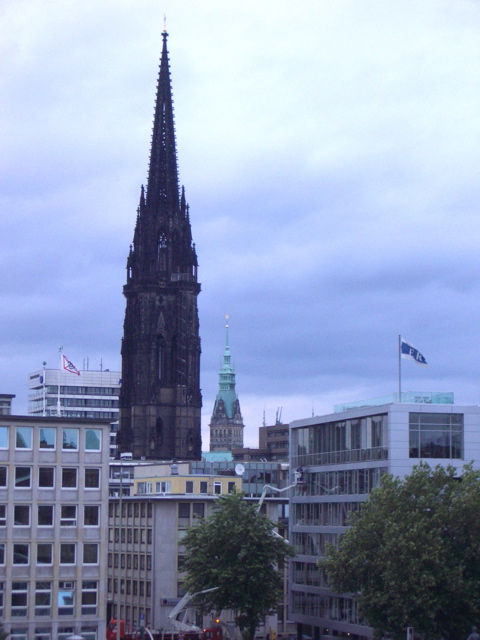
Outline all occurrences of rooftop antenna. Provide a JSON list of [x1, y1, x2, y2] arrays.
[[263, 408, 266, 428], [312, 401, 315, 417]]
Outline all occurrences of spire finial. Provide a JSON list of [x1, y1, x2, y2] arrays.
[[163, 14, 167, 33]]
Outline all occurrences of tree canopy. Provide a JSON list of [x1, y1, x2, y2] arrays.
[[321, 463, 480, 640], [182, 491, 296, 640]]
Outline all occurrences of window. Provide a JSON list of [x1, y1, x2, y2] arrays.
[[0, 544, 5, 564], [192, 503, 205, 519], [60, 543, 76, 564], [0, 467, 7, 487], [83, 543, 98, 564], [186, 480, 194, 494], [39, 428, 55, 449], [228, 481, 236, 493], [0, 505, 6, 527], [214, 481, 222, 495], [58, 582, 74, 615], [199, 481, 208, 494], [37, 544, 53, 565], [14, 505, 30, 526], [38, 505, 54, 526], [61, 505, 77, 527], [39, 467, 55, 488], [13, 543, 29, 564], [35, 582, 52, 617], [0, 582, 4, 617], [82, 581, 98, 615], [16, 427, 32, 449], [85, 429, 101, 451], [11, 582, 28, 616], [62, 429, 78, 450], [0, 427, 8, 449], [15, 467, 31, 488], [85, 468, 100, 489], [409, 412, 464, 459], [84, 505, 99, 526], [62, 468, 77, 488], [137, 482, 152, 494], [178, 503, 190, 519]]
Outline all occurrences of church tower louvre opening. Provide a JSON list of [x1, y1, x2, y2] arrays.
[[117, 29, 202, 460], [209, 318, 245, 452]]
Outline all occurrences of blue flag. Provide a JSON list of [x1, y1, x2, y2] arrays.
[[401, 339, 428, 367]]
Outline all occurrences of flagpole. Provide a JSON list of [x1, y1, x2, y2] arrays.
[[57, 346, 63, 417], [398, 335, 402, 400]]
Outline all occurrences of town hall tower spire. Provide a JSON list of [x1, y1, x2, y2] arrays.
[[118, 30, 202, 460]]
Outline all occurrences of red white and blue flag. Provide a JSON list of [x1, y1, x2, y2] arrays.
[[63, 355, 80, 375]]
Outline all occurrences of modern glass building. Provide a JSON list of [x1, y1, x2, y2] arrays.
[[289, 397, 480, 640]]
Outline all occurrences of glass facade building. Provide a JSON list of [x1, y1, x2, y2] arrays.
[[289, 400, 480, 640]]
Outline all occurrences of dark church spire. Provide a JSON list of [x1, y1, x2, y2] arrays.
[[146, 30, 179, 214], [118, 30, 202, 461]]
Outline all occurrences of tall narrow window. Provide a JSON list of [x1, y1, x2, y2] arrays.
[[158, 233, 167, 270], [157, 336, 165, 380]]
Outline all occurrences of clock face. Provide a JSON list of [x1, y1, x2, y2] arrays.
[[235, 463, 245, 477]]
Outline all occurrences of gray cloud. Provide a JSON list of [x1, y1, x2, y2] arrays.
[[1, 0, 480, 447]]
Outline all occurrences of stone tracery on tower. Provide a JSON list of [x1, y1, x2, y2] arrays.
[[117, 31, 202, 460]]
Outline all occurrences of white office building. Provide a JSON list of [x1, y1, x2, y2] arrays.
[[28, 368, 120, 421], [0, 414, 111, 640], [288, 392, 480, 640]]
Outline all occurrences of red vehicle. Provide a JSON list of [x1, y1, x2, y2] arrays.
[[107, 620, 224, 640]]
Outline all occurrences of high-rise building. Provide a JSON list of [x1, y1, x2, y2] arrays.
[[209, 321, 244, 452], [118, 30, 202, 461], [28, 368, 120, 421]]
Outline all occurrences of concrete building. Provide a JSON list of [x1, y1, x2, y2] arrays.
[[0, 394, 15, 416], [107, 460, 293, 637], [28, 367, 120, 421], [288, 393, 480, 640], [0, 413, 111, 640], [106, 465, 243, 630], [258, 423, 289, 461]]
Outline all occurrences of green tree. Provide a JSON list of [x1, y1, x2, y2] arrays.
[[183, 491, 296, 640], [321, 463, 480, 640]]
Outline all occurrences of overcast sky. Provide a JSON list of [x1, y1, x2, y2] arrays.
[[2, 0, 480, 447]]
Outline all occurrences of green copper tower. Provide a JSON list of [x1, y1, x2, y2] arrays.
[[209, 318, 244, 452]]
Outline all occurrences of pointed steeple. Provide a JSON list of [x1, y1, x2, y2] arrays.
[[209, 317, 244, 452], [146, 29, 179, 214], [118, 29, 202, 461]]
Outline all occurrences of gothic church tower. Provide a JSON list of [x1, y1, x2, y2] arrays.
[[118, 30, 202, 460], [209, 319, 244, 452]]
